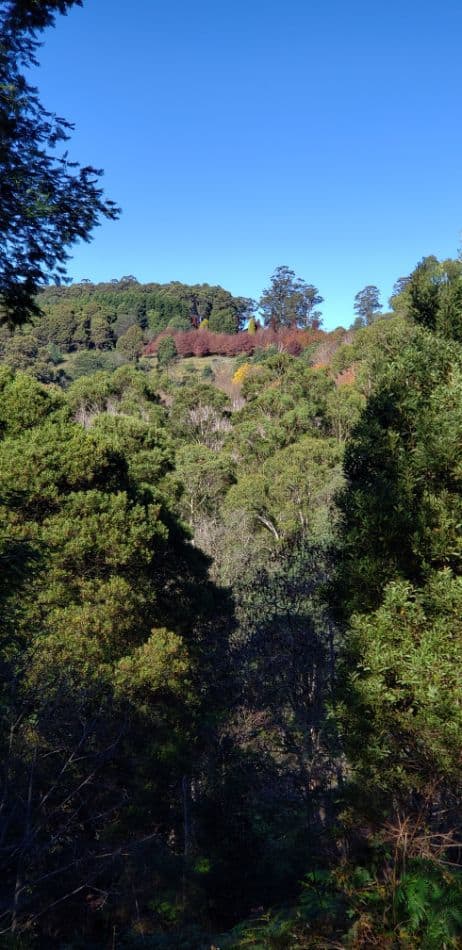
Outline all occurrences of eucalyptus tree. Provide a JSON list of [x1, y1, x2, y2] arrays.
[[259, 265, 323, 330]]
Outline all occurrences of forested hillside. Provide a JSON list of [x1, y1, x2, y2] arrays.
[[2, 1, 462, 945], [0, 271, 330, 383], [3, 254, 462, 947]]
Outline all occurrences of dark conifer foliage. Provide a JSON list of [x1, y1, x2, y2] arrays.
[[0, 0, 119, 326]]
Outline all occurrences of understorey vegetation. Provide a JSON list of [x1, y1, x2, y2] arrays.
[[2, 255, 462, 948]]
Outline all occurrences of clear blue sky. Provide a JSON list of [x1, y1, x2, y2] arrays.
[[34, 0, 462, 328]]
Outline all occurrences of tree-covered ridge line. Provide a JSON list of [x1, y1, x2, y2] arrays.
[[36, 275, 256, 334], [0, 269, 349, 384]]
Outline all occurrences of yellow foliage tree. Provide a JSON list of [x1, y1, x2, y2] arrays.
[[233, 362, 252, 386]]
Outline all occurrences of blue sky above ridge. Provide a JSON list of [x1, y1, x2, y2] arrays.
[[34, 0, 462, 328]]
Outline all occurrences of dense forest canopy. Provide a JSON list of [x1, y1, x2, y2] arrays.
[[3, 252, 462, 949], [3, 3, 462, 948]]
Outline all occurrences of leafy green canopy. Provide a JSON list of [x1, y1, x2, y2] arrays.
[[391, 255, 462, 341], [0, 367, 232, 934], [335, 323, 462, 617], [331, 262, 462, 901], [338, 573, 462, 806]]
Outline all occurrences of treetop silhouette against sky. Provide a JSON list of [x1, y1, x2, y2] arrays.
[[13, 0, 462, 327]]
